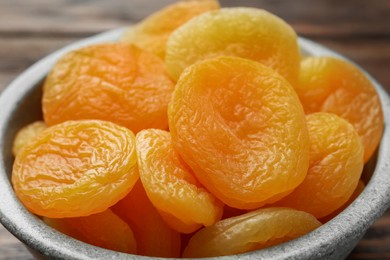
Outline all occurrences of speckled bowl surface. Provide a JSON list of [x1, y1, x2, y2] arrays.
[[0, 29, 389, 260]]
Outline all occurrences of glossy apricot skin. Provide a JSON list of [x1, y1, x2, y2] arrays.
[[168, 56, 309, 209], [159, 210, 208, 234], [121, 0, 219, 59], [136, 129, 223, 233], [296, 56, 384, 162], [320, 180, 365, 223], [275, 113, 364, 218], [12, 120, 138, 218], [44, 209, 136, 254], [112, 181, 181, 257], [12, 121, 47, 156], [166, 7, 300, 85], [42, 43, 175, 133], [183, 207, 321, 257]]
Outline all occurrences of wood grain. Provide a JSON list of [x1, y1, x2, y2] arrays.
[[0, 227, 33, 259], [0, 0, 389, 37], [0, 0, 389, 259]]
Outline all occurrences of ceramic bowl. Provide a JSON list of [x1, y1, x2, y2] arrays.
[[0, 29, 389, 260]]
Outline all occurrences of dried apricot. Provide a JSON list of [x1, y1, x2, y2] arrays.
[[136, 129, 223, 233], [168, 56, 309, 209], [12, 121, 47, 156], [121, 0, 219, 59], [183, 207, 321, 257], [112, 181, 181, 257], [166, 7, 300, 85], [12, 2, 383, 257], [296, 56, 384, 162], [42, 43, 174, 133], [12, 120, 138, 218], [320, 180, 365, 223], [157, 210, 203, 234], [275, 113, 364, 218], [44, 209, 136, 254]]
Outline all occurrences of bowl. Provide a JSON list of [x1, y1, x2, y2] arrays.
[[0, 28, 389, 260]]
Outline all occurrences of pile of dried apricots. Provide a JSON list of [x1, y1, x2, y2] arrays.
[[11, 0, 384, 257]]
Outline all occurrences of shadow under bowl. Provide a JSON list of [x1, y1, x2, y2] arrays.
[[0, 29, 390, 260]]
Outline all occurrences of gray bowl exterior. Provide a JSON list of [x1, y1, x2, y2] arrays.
[[0, 28, 389, 260]]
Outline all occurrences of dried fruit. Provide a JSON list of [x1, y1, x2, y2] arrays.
[[183, 207, 321, 257], [166, 7, 300, 84], [12, 120, 138, 218], [44, 209, 137, 254], [112, 181, 181, 257], [136, 129, 223, 233], [11, 3, 384, 257], [320, 180, 366, 223], [296, 56, 384, 162], [43, 43, 174, 133], [12, 121, 47, 156], [168, 56, 309, 209], [121, 0, 219, 59], [275, 113, 364, 218]]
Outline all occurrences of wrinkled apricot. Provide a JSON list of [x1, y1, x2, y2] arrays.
[[121, 0, 219, 59], [157, 210, 203, 234], [42, 43, 174, 133], [321, 180, 365, 223], [183, 207, 321, 257], [166, 7, 300, 85], [44, 209, 136, 254], [112, 181, 181, 257], [168, 56, 309, 209], [12, 120, 138, 218], [275, 113, 364, 218], [12, 2, 386, 256], [296, 56, 384, 162], [136, 129, 223, 233], [12, 121, 47, 156]]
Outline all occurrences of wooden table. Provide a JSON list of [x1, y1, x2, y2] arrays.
[[0, 0, 389, 259]]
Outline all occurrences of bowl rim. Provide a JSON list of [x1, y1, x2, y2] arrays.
[[0, 28, 389, 260]]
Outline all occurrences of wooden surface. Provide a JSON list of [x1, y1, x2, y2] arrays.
[[0, 0, 389, 259]]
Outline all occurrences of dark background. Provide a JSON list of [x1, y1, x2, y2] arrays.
[[0, 0, 389, 259]]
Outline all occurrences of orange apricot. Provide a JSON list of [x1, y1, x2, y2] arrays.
[[121, 0, 220, 59], [12, 120, 138, 218], [166, 7, 300, 85], [320, 180, 365, 223], [44, 209, 136, 254], [112, 181, 181, 257], [12, 121, 47, 156], [296, 56, 384, 162], [275, 113, 364, 218], [157, 210, 204, 234], [136, 129, 223, 233], [42, 43, 174, 133], [183, 207, 321, 257], [168, 56, 309, 209]]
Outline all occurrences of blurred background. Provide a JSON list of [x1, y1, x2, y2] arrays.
[[0, 0, 389, 259]]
